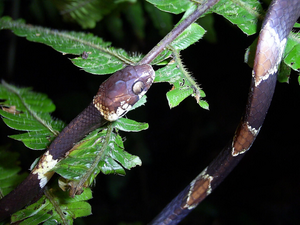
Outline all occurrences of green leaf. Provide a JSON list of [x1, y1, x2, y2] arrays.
[[278, 61, 291, 83], [199, 100, 209, 110], [166, 87, 193, 108], [52, 0, 119, 29], [284, 33, 300, 71], [144, 1, 173, 36], [11, 187, 92, 225], [0, 81, 65, 150], [54, 130, 111, 180], [147, 14, 206, 109], [0, 16, 140, 75], [150, 21, 205, 64], [172, 23, 205, 51], [155, 60, 208, 109], [147, 0, 262, 36], [151, 49, 173, 65], [0, 148, 28, 196], [113, 118, 148, 132], [143, 4, 206, 109], [54, 125, 142, 185], [212, 0, 263, 35], [146, 0, 194, 14], [108, 132, 142, 170]]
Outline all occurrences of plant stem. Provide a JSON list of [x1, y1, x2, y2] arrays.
[[70, 124, 113, 196], [138, 0, 220, 65], [44, 187, 68, 225]]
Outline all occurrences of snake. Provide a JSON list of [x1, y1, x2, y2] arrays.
[[149, 0, 300, 224], [0, 0, 299, 224], [0, 64, 155, 221]]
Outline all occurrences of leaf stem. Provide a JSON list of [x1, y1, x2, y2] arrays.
[[44, 187, 68, 225], [56, 32, 135, 65], [138, 0, 220, 65], [1, 80, 60, 136], [71, 124, 113, 196], [167, 45, 201, 103]]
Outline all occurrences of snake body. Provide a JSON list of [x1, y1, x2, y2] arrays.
[[150, 0, 300, 224], [0, 64, 155, 221]]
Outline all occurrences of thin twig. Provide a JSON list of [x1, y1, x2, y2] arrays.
[[138, 0, 220, 65], [44, 187, 68, 225]]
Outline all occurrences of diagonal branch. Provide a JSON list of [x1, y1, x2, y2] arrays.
[[138, 0, 220, 65]]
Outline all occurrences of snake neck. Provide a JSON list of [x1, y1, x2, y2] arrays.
[[49, 102, 105, 160]]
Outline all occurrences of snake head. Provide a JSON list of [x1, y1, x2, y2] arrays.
[[93, 64, 155, 121]]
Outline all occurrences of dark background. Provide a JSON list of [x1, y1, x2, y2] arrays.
[[1, 1, 300, 224]]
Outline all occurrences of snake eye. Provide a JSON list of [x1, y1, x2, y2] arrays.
[[132, 81, 145, 95]]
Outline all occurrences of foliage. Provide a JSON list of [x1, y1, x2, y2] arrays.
[[11, 187, 92, 224], [0, 149, 28, 197], [0, 81, 65, 150]]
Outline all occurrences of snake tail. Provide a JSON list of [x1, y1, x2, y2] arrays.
[[149, 0, 300, 224]]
